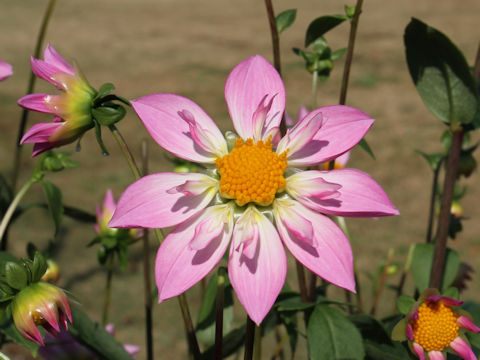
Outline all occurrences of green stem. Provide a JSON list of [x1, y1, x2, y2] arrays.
[[429, 130, 464, 289], [311, 60, 319, 110], [109, 125, 141, 180], [244, 317, 256, 360], [215, 267, 227, 360], [426, 159, 444, 243], [295, 260, 309, 302], [370, 248, 394, 315], [102, 255, 115, 326], [0, 177, 37, 246], [178, 293, 201, 360], [12, 0, 57, 191], [253, 325, 262, 360], [338, 0, 364, 105], [141, 141, 153, 360]]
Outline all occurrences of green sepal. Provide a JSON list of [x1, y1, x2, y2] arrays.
[[416, 150, 444, 171], [92, 104, 126, 126], [93, 120, 110, 156], [358, 138, 375, 160], [31, 252, 47, 283], [95, 83, 115, 100], [390, 318, 407, 341], [344, 5, 356, 19], [305, 15, 347, 47], [40, 151, 79, 172], [4, 262, 27, 291], [442, 286, 459, 300], [40, 179, 64, 236], [275, 9, 297, 34], [396, 295, 415, 315], [331, 48, 347, 60]]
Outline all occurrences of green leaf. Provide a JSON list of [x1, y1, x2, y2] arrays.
[[358, 138, 375, 159], [442, 286, 459, 299], [96, 83, 115, 99], [305, 15, 347, 47], [0, 174, 13, 216], [200, 325, 246, 360], [4, 262, 27, 290], [92, 105, 126, 126], [364, 341, 411, 360], [275, 9, 297, 34], [307, 304, 365, 360], [31, 252, 47, 282], [396, 295, 415, 315], [344, 5, 356, 19], [276, 296, 316, 311], [40, 180, 64, 235], [415, 150, 444, 171], [0, 252, 18, 269], [93, 121, 109, 156], [411, 243, 460, 292], [463, 302, 480, 349], [63, 205, 96, 223], [68, 305, 133, 360], [404, 18, 479, 125], [331, 48, 347, 60]]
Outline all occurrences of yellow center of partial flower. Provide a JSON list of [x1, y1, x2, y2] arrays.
[[412, 301, 459, 352], [215, 137, 288, 206]]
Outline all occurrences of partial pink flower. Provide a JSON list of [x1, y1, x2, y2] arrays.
[[393, 290, 480, 360], [18, 45, 96, 156], [0, 60, 13, 81], [110, 55, 398, 324]]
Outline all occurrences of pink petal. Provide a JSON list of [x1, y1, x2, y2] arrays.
[[335, 151, 350, 168], [284, 111, 293, 127], [103, 189, 117, 216], [43, 44, 75, 76], [21, 122, 63, 144], [406, 323, 414, 341], [297, 106, 309, 123], [131, 94, 226, 164], [105, 323, 115, 335], [228, 206, 287, 325], [155, 204, 234, 301], [436, 296, 463, 307], [124, 344, 140, 357], [274, 198, 355, 292], [457, 316, 480, 333], [32, 142, 58, 157], [413, 343, 426, 360], [277, 111, 323, 157], [30, 57, 70, 88], [450, 337, 476, 360], [225, 55, 285, 140], [286, 105, 374, 167], [109, 173, 217, 229], [427, 351, 445, 360], [288, 169, 399, 217], [0, 60, 13, 81], [18, 93, 57, 113]]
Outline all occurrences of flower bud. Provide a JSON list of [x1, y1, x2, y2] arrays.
[[41, 259, 60, 284]]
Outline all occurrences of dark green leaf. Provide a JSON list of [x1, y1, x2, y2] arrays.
[[0, 252, 18, 269], [404, 18, 479, 125], [305, 15, 347, 47], [5, 262, 27, 290], [411, 244, 460, 292], [200, 325, 246, 360], [349, 313, 392, 344], [396, 295, 415, 315], [463, 302, 480, 349], [96, 83, 115, 99], [68, 305, 133, 360], [93, 121, 109, 156], [358, 138, 375, 159], [40, 180, 64, 235], [0, 174, 13, 216], [307, 304, 365, 360], [276, 296, 315, 311], [276, 9, 297, 34], [92, 105, 126, 126], [31, 252, 47, 282], [415, 150, 444, 171], [364, 341, 412, 360], [64, 205, 96, 223]]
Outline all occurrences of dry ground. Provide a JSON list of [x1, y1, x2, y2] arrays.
[[1, 0, 480, 359]]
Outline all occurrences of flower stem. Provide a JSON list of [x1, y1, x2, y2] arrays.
[[141, 141, 153, 360], [109, 125, 141, 180], [311, 60, 319, 110], [429, 130, 464, 289], [0, 177, 37, 247], [425, 158, 444, 243], [12, 0, 57, 192], [102, 255, 115, 326], [338, 0, 364, 105], [244, 316, 256, 360], [214, 267, 226, 360], [178, 293, 201, 360], [253, 325, 262, 360], [370, 248, 394, 315], [295, 260, 309, 302]]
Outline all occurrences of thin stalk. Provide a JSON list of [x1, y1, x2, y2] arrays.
[[0, 177, 37, 246], [141, 141, 153, 360], [295, 260, 309, 302], [338, 0, 364, 105], [426, 159, 444, 243], [429, 130, 464, 289], [178, 293, 201, 360], [244, 317, 256, 360], [370, 249, 394, 315], [102, 255, 115, 326], [109, 125, 141, 180], [307, 271, 317, 302], [12, 0, 57, 191], [253, 325, 262, 360], [214, 267, 227, 360], [311, 60, 319, 110], [393, 244, 415, 310], [271, 328, 287, 360]]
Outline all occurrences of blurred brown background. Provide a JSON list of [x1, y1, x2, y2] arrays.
[[1, 0, 479, 358]]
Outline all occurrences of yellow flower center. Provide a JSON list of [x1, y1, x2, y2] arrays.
[[412, 301, 459, 352], [215, 137, 288, 206]]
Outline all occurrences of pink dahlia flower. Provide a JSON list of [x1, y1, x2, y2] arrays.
[[0, 60, 13, 81], [18, 45, 96, 156], [393, 290, 480, 360], [110, 55, 398, 324]]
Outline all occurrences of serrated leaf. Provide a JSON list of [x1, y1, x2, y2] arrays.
[[31, 252, 47, 282], [276, 9, 296, 34], [396, 295, 415, 315], [411, 243, 460, 292], [404, 18, 479, 125], [40, 180, 63, 235], [305, 15, 347, 47], [4, 262, 27, 290], [92, 105, 126, 126], [358, 138, 375, 159], [68, 305, 133, 360], [307, 304, 365, 360]]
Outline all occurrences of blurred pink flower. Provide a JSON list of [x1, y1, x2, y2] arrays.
[[18, 45, 96, 156], [0, 60, 13, 81], [110, 55, 398, 324], [393, 290, 480, 360]]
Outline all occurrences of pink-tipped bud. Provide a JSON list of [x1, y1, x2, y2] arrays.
[[41, 259, 61, 284]]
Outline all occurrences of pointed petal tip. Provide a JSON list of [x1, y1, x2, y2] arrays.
[[450, 337, 476, 360], [457, 315, 480, 333]]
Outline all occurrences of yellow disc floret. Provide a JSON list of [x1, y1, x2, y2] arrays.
[[412, 300, 459, 352], [215, 137, 288, 206]]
